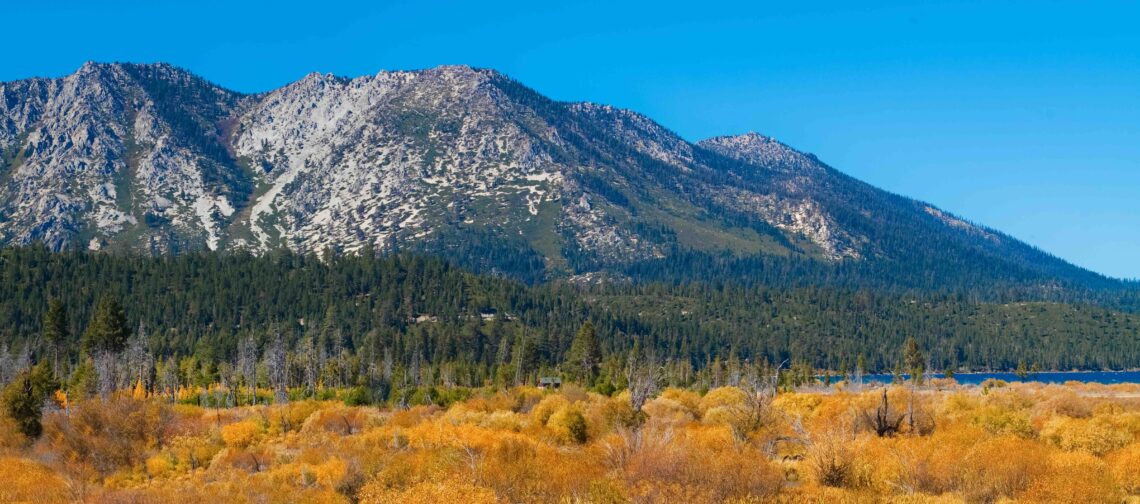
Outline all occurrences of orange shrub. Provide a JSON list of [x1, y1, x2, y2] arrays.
[[213, 446, 274, 473], [1021, 451, 1120, 503], [0, 456, 71, 503], [303, 407, 369, 435], [805, 429, 874, 490], [658, 388, 701, 414], [358, 477, 498, 504], [618, 423, 783, 502], [954, 435, 1048, 502], [1108, 442, 1140, 495], [643, 396, 697, 425], [40, 397, 173, 476], [0, 414, 26, 449], [17, 382, 1140, 503]]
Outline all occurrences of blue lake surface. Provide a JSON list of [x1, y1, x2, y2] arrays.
[[852, 371, 1140, 386]]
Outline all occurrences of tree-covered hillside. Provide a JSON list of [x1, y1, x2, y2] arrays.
[[1, 247, 1138, 389]]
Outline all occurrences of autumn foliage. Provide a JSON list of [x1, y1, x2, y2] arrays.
[[4, 381, 1140, 502]]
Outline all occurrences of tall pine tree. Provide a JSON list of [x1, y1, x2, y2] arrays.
[[566, 322, 602, 385], [41, 299, 68, 373], [2, 362, 58, 439], [82, 297, 130, 354]]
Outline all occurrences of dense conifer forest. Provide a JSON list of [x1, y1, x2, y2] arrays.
[[1, 246, 1139, 406]]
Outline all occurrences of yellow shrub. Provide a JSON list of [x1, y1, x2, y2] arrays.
[[358, 477, 498, 503], [221, 419, 263, 448], [1109, 443, 1140, 495], [311, 456, 349, 488], [482, 410, 524, 431], [938, 392, 980, 420], [548, 404, 589, 444], [643, 397, 697, 425], [529, 394, 570, 426], [971, 406, 1035, 438], [698, 387, 746, 417], [773, 393, 822, 418], [586, 391, 636, 432], [702, 405, 743, 427], [145, 454, 173, 478], [167, 434, 223, 471], [1041, 415, 1133, 455], [659, 388, 701, 415], [267, 401, 322, 433]]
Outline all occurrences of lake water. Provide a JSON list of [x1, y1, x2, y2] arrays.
[[852, 371, 1140, 386]]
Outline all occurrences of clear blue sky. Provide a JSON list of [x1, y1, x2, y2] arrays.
[[5, 0, 1138, 279]]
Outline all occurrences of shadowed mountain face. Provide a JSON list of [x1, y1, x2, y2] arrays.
[[0, 62, 1128, 295]]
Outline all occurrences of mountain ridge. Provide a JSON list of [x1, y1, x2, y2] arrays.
[[0, 62, 1133, 297]]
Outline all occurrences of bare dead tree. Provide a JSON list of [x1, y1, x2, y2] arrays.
[[93, 350, 118, 400], [158, 357, 180, 403], [726, 359, 787, 442], [237, 335, 259, 405], [859, 388, 906, 437], [625, 347, 660, 421], [382, 346, 394, 382], [297, 334, 319, 397], [0, 344, 16, 384], [125, 323, 153, 391], [265, 333, 288, 404]]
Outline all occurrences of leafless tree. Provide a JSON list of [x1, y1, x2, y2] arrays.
[[297, 334, 319, 397], [625, 347, 660, 418], [158, 357, 180, 403], [265, 333, 288, 404], [382, 347, 394, 381], [237, 335, 259, 405], [93, 350, 118, 400], [124, 323, 153, 391], [0, 344, 16, 384], [859, 388, 906, 437], [728, 359, 786, 441]]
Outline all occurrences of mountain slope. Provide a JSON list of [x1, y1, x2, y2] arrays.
[[0, 62, 254, 253], [0, 62, 1130, 297]]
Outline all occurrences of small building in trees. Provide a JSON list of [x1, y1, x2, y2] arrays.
[[538, 377, 562, 389]]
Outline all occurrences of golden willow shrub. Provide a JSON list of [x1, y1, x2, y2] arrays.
[[11, 382, 1140, 502], [0, 457, 72, 503]]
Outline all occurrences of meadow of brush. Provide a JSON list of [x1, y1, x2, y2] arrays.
[[4, 380, 1140, 503]]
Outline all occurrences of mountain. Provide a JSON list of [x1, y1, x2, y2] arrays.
[[0, 62, 1131, 297]]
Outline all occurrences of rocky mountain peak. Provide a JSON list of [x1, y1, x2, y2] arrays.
[[698, 132, 821, 175], [0, 62, 1120, 291]]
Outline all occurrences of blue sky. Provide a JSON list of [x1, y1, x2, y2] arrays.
[[4, 0, 1138, 279]]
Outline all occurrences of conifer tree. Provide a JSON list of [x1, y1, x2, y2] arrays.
[[1, 361, 58, 439], [566, 322, 602, 384], [904, 338, 926, 385], [83, 296, 130, 354], [41, 299, 67, 373]]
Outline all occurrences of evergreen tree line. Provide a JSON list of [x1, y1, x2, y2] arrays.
[[1, 246, 1139, 407]]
